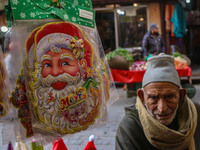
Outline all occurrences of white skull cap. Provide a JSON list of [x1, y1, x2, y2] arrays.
[[142, 53, 181, 87]]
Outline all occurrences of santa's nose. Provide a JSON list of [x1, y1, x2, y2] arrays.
[[51, 67, 63, 76]]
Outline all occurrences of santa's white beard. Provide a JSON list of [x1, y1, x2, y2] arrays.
[[32, 64, 101, 133]]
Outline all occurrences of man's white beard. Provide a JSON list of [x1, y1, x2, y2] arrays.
[[32, 64, 100, 133]]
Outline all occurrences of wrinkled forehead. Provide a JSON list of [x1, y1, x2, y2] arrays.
[[144, 82, 180, 93]]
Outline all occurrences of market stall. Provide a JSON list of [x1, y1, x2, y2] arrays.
[[110, 66, 192, 84], [107, 51, 194, 98], [110, 52, 192, 84], [110, 66, 193, 98]]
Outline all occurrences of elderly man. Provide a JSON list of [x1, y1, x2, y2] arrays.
[[115, 54, 200, 150], [142, 23, 165, 58]]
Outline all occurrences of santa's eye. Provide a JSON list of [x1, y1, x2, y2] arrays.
[[61, 61, 69, 66], [44, 63, 51, 68]]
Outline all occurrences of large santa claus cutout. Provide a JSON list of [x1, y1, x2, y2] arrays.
[[27, 22, 110, 134]]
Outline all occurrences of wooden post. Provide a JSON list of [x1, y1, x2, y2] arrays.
[[148, 2, 161, 34]]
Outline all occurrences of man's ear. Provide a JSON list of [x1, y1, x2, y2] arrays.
[[80, 59, 87, 70], [137, 89, 145, 103], [179, 88, 186, 106]]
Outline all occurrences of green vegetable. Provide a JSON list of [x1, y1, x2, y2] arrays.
[[105, 47, 134, 63], [172, 52, 183, 58]]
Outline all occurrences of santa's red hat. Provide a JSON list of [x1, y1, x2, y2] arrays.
[[83, 135, 97, 150], [26, 27, 40, 53], [25, 27, 41, 70], [52, 138, 68, 150]]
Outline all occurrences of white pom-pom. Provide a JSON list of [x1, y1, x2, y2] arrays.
[[89, 135, 95, 142]]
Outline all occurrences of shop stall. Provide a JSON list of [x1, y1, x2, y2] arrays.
[[108, 51, 194, 98], [111, 66, 192, 84], [111, 66, 193, 98]]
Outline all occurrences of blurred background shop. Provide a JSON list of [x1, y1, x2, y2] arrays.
[[91, 0, 200, 78], [1, 0, 200, 75]]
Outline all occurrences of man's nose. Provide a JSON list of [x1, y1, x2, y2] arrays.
[[157, 99, 168, 113], [51, 66, 63, 76]]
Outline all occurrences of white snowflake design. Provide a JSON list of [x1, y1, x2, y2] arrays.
[[60, 2, 66, 7], [12, 0, 19, 5], [74, 0, 79, 5], [72, 17, 76, 22], [44, 3, 50, 8], [20, 12, 26, 19], [30, 12, 36, 18], [63, 14, 69, 20], [51, 10, 56, 14], [85, 1, 88, 4]]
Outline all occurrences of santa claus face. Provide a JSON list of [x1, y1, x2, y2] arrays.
[[32, 48, 102, 133], [41, 48, 81, 90]]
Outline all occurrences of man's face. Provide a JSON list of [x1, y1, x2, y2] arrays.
[[41, 48, 80, 90], [140, 82, 184, 126], [151, 28, 159, 35]]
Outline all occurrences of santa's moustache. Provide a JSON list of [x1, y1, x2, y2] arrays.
[[40, 72, 81, 87]]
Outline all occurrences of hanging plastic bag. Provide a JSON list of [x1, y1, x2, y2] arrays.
[[0, 46, 10, 118], [26, 21, 112, 142], [3, 0, 118, 145]]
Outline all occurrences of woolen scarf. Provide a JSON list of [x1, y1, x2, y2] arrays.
[[136, 96, 197, 150]]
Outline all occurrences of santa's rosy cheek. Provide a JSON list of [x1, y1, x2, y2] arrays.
[[41, 62, 52, 78], [42, 68, 51, 78], [62, 66, 80, 76]]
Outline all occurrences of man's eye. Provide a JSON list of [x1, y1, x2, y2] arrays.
[[149, 96, 158, 102], [61, 61, 69, 66], [150, 96, 158, 100], [44, 63, 51, 68], [165, 95, 174, 100]]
